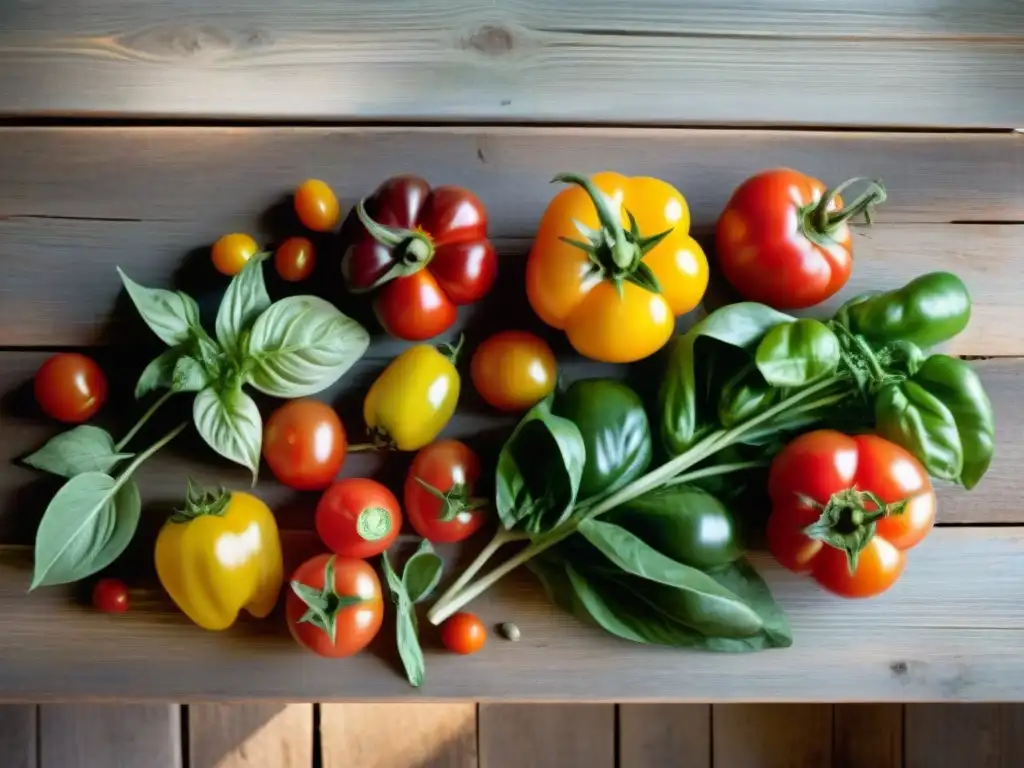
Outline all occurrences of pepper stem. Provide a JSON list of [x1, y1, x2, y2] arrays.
[[801, 488, 907, 573], [553, 173, 636, 271], [808, 177, 887, 236]]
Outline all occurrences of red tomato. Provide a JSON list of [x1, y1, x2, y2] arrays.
[[212, 233, 259, 276], [263, 399, 346, 490], [34, 353, 108, 423], [375, 269, 458, 342], [716, 169, 885, 309], [440, 612, 487, 655], [470, 330, 557, 412], [316, 478, 401, 559], [405, 440, 487, 543], [767, 430, 935, 598], [295, 179, 341, 232], [286, 554, 383, 658], [92, 578, 129, 614], [275, 237, 316, 282]]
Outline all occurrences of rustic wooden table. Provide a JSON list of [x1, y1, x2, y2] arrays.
[[0, 4, 1021, 765]]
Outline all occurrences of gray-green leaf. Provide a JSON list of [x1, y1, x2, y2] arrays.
[[381, 551, 427, 688], [117, 268, 202, 347], [755, 318, 841, 388], [403, 540, 443, 604], [216, 253, 271, 358], [193, 385, 263, 482], [31, 472, 141, 589], [172, 355, 210, 393], [22, 426, 133, 479], [245, 295, 369, 398], [135, 346, 185, 399]]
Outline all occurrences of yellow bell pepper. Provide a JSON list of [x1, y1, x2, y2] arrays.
[[155, 481, 283, 631], [363, 338, 461, 451]]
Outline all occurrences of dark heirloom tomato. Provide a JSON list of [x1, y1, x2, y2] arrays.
[[341, 175, 498, 341]]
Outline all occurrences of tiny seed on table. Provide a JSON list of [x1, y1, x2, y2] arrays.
[[499, 622, 521, 641]]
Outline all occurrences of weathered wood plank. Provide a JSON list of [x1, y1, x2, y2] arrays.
[[39, 704, 182, 768], [479, 704, 614, 768], [320, 703, 477, 768], [833, 704, 903, 768], [0, 4, 1020, 125], [712, 704, 832, 768], [618, 704, 710, 768], [905, 704, 1024, 768], [0, 528, 1024, 701], [0, 705, 37, 768], [188, 703, 312, 768]]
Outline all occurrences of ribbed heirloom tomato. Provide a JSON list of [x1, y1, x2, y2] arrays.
[[405, 440, 487, 543], [767, 430, 936, 598]]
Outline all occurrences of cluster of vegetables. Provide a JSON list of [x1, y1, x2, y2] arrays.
[[18, 167, 994, 685]]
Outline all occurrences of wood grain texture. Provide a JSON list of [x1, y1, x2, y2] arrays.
[[0, 3, 1021, 125], [833, 704, 903, 768], [618, 704, 710, 768], [188, 704, 312, 768], [320, 703, 477, 768], [0, 705, 37, 768], [479, 704, 614, 768], [39, 704, 182, 768], [712, 705, 832, 768], [905, 704, 1024, 768]]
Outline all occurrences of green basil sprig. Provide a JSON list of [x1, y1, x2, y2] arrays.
[[382, 541, 444, 688], [754, 318, 841, 388], [22, 425, 133, 479]]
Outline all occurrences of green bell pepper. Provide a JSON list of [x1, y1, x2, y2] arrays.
[[835, 271, 971, 349], [554, 378, 652, 500]]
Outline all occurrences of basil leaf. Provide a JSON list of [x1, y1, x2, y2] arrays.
[[708, 559, 793, 649], [216, 253, 271, 358], [403, 540, 443, 604], [381, 552, 426, 688], [22, 426, 133, 479], [117, 268, 202, 347], [245, 296, 369, 398], [755, 318, 841, 388], [135, 347, 185, 399], [172, 355, 210, 393], [193, 385, 262, 482], [380, 550, 404, 600], [718, 363, 785, 428], [875, 379, 963, 481], [496, 396, 586, 534], [660, 302, 794, 456], [31, 472, 141, 589]]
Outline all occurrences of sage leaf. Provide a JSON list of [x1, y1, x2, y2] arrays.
[[136, 346, 186, 399], [496, 396, 585, 534], [172, 355, 210, 393], [216, 253, 271, 358], [245, 296, 369, 398], [381, 552, 426, 688], [193, 385, 262, 482], [31, 472, 141, 589], [755, 318, 841, 388], [22, 426, 132, 479], [117, 268, 202, 347], [403, 540, 443, 604]]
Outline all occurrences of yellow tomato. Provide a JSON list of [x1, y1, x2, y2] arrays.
[[363, 341, 461, 451], [155, 484, 283, 631], [471, 330, 556, 412], [526, 172, 708, 363], [211, 233, 260, 276], [295, 179, 341, 232]]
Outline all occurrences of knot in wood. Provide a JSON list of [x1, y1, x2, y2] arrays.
[[464, 25, 514, 55]]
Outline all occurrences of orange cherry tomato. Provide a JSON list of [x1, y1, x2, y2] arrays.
[[212, 233, 260, 276], [470, 331, 557, 412], [274, 237, 316, 282], [34, 352, 107, 423], [440, 612, 487, 655], [295, 179, 341, 232]]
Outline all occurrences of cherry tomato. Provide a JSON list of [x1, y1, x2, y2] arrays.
[[295, 179, 341, 232], [767, 430, 935, 598], [286, 554, 383, 658], [274, 237, 316, 282], [405, 440, 487, 543], [211, 233, 259, 276], [470, 330, 557, 412], [92, 578, 129, 614], [263, 399, 346, 491], [316, 478, 402, 559], [34, 352, 108, 423], [440, 612, 487, 655]]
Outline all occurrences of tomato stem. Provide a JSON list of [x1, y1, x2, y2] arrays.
[[808, 177, 887, 236], [437, 334, 465, 365], [115, 390, 174, 452], [354, 200, 435, 288]]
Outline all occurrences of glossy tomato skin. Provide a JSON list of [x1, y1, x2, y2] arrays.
[[441, 612, 487, 655], [212, 233, 259, 276], [263, 399, 346, 490], [405, 440, 487, 543], [295, 179, 341, 232], [275, 237, 316, 282], [767, 430, 935, 598], [470, 331, 557, 412], [316, 478, 402, 559], [92, 578, 129, 614], [34, 353, 108, 423], [286, 554, 383, 658], [374, 269, 457, 341], [716, 169, 853, 309]]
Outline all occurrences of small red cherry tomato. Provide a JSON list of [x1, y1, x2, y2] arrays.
[[34, 352, 108, 423], [274, 237, 316, 282], [92, 578, 129, 614], [405, 440, 487, 544], [263, 399, 346, 491], [471, 330, 557, 412], [441, 612, 487, 655], [295, 179, 341, 232], [212, 233, 259, 276], [316, 478, 401, 559]]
